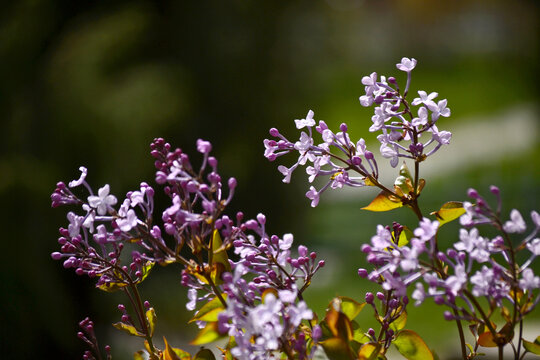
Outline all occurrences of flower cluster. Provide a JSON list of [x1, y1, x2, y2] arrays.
[[264, 57, 452, 208]]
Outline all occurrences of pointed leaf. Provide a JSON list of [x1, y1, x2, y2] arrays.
[[338, 297, 366, 321], [389, 309, 407, 332], [112, 322, 145, 337], [430, 202, 466, 227], [163, 337, 182, 360], [362, 192, 403, 212], [193, 349, 216, 360], [190, 322, 223, 345], [393, 330, 434, 360], [397, 226, 413, 247], [190, 295, 227, 323], [477, 332, 498, 347], [325, 298, 353, 341], [134, 261, 155, 285], [209, 230, 231, 283], [358, 342, 382, 360], [319, 337, 354, 360], [134, 351, 145, 360], [146, 307, 157, 337], [523, 338, 540, 355]]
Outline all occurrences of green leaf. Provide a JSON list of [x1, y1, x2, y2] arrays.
[[352, 326, 371, 343], [430, 202, 466, 227], [112, 322, 145, 337], [523, 337, 540, 355], [190, 295, 227, 323], [358, 342, 381, 360], [190, 322, 223, 345], [397, 226, 413, 247], [362, 192, 402, 212], [146, 307, 157, 337], [133, 351, 145, 360], [134, 261, 155, 284], [163, 336, 183, 360], [337, 297, 366, 321], [389, 310, 407, 332], [393, 330, 434, 360], [319, 337, 354, 360], [193, 348, 216, 360]]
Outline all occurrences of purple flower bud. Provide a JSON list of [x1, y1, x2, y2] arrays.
[[75, 268, 84, 275], [318, 260, 325, 267], [256, 213, 266, 225], [365, 151, 374, 160], [269, 128, 280, 137], [365, 292, 374, 304], [434, 296, 445, 305], [51, 252, 63, 260], [437, 252, 447, 262], [121, 314, 129, 323], [388, 77, 397, 84], [228, 177, 237, 190], [298, 245, 308, 257], [467, 188, 479, 198], [490, 185, 500, 195], [361, 244, 372, 253], [389, 299, 399, 309], [447, 249, 457, 259], [310, 252, 317, 259], [208, 156, 218, 167], [368, 328, 376, 337], [376, 292, 385, 300], [312, 325, 322, 342], [402, 296, 409, 305], [358, 268, 368, 278], [196, 139, 212, 154], [118, 304, 126, 312], [386, 329, 394, 337], [291, 259, 299, 268], [340, 123, 348, 132], [443, 311, 454, 321], [375, 95, 384, 104]]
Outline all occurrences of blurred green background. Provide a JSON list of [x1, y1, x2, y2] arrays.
[[1, 0, 538, 359]]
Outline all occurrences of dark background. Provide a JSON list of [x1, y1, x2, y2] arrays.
[[1, 0, 538, 359]]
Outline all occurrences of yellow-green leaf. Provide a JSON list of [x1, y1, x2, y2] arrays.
[[112, 322, 145, 337], [134, 351, 145, 360], [430, 202, 466, 227], [146, 307, 157, 337], [358, 342, 381, 360], [389, 310, 407, 332], [190, 322, 223, 345], [163, 337, 182, 360], [319, 337, 355, 360], [523, 337, 540, 355], [190, 295, 227, 323], [98, 279, 128, 292], [393, 330, 434, 360], [193, 349, 216, 360], [397, 226, 413, 247], [337, 297, 366, 321], [352, 327, 371, 343], [362, 192, 402, 212], [325, 298, 353, 341]]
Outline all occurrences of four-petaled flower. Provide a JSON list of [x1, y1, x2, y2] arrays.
[[87, 184, 117, 215]]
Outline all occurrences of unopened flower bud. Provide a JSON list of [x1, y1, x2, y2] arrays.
[[365, 292, 374, 304], [358, 268, 368, 278], [269, 128, 280, 137], [340, 123, 348, 132]]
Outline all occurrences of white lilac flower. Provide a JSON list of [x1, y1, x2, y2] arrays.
[[294, 110, 316, 129], [371, 225, 393, 250], [519, 268, 540, 292], [67, 212, 84, 237], [503, 209, 527, 233], [414, 218, 439, 242], [411, 106, 429, 127], [428, 124, 452, 145], [379, 143, 399, 168], [278, 164, 297, 184], [411, 91, 438, 107], [527, 238, 540, 256], [117, 209, 138, 232], [531, 210, 540, 227], [445, 264, 467, 296], [306, 186, 320, 207], [87, 184, 117, 215], [396, 57, 417, 72], [69, 166, 88, 188], [427, 99, 451, 121]]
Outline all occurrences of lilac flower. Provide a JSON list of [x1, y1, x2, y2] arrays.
[[396, 57, 417, 72], [519, 268, 540, 292], [411, 91, 438, 107], [87, 185, 117, 215], [69, 166, 88, 188], [503, 209, 527, 233], [294, 110, 316, 129], [427, 99, 451, 121], [305, 186, 320, 208]]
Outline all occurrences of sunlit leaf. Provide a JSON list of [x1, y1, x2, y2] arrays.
[[146, 307, 157, 337], [134, 261, 155, 284], [163, 337, 182, 360], [397, 226, 413, 247], [523, 337, 540, 355], [358, 342, 381, 360], [389, 309, 407, 332], [477, 332, 497, 347], [112, 322, 145, 337], [209, 230, 231, 285], [430, 202, 466, 227], [337, 297, 366, 321], [193, 348, 216, 360], [190, 322, 223, 345], [352, 327, 371, 343], [325, 298, 353, 341], [190, 295, 227, 323], [134, 351, 145, 360], [362, 192, 403, 212], [393, 330, 434, 360], [319, 337, 354, 360]]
